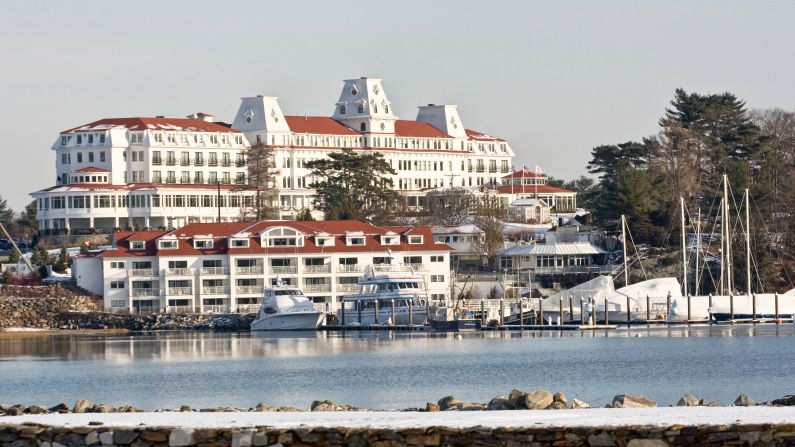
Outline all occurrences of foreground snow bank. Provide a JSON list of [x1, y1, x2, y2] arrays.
[[5, 406, 795, 429]]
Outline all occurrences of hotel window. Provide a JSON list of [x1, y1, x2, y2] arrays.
[[60, 136, 68, 146], [88, 152, 94, 163], [403, 256, 422, 265], [230, 238, 249, 248], [76, 135, 83, 145], [430, 255, 445, 263], [152, 171, 162, 183], [360, 123, 366, 132], [408, 235, 423, 244], [346, 237, 365, 246], [194, 172, 204, 184], [110, 281, 125, 289], [110, 261, 125, 269], [100, 151, 106, 162], [159, 240, 178, 249], [154, 133, 163, 143], [208, 172, 217, 184], [88, 134, 94, 144], [77, 152, 83, 163], [357, 103, 364, 113], [61, 153, 69, 164], [222, 172, 231, 184], [430, 275, 445, 283], [209, 152, 218, 166], [340, 104, 346, 114], [130, 241, 145, 250], [166, 171, 176, 183], [385, 104, 389, 113], [194, 239, 213, 249], [181, 172, 190, 183]]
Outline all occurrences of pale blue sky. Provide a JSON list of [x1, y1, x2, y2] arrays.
[[2, 0, 794, 210]]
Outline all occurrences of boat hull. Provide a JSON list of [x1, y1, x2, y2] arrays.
[[250, 312, 324, 331], [430, 319, 482, 331], [337, 308, 427, 326]]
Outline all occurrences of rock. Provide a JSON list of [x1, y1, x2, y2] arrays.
[[90, 404, 113, 413], [254, 402, 270, 411], [771, 395, 795, 406], [525, 389, 554, 410], [251, 433, 269, 446], [677, 394, 700, 406], [546, 401, 567, 410], [113, 430, 139, 445], [611, 394, 656, 408], [99, 431, 114, 445], [735, 394, 755, 406], [486, 396, 514, 411], [626, 440, 669, 447], [458, 402, 486, 411], [437, 396, 462, 411], [553, 392, 568, 406], [231, 431, 253, 447], [179, 405, 192, 412], [73, 399, 93, 413], [310, 400, 355, 411], [84, 431, 99, 446], [139, 430, 168, 442], [25, 405, 48, 414], [508, 389, 528, 409], [572, 398, 590, 409], [587, 432, 615, 447], [169, 428, 195, 447], [425, 402, 440, 412], [6, 406, 23, 416]]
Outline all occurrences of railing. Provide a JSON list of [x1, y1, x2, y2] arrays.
[[180, 159, 190, 166], [208, 161, 218, 167], [201, 267, 229, 275], [236, 161, 246, 167], [235, 304, 260, 314], [270, 266, 297, 274], [201, 286, 229, 295], [194, 160, 204, 166], [166, 159, 176, 166], [337, 264, 361, 273], [131, 306, 160, 315], [166, 306, 194, 314], [476, 167, 485, 173], [167, 268, 193, 276], [152, 159, 162, 166], [304, 265, 331, 273], [167, 287, 192, 295], [131, 288, 158, 297], [221, 161, 231, 167], [129, 269, 158, 277], [236, 286, 262, 294], [235, 266, 264, 275], [337, 284, 359, 293], [203, 305, 228, 314], [522, 265, 615, 275], [405, 263, 427, 272], [304, 284, 332, 293]]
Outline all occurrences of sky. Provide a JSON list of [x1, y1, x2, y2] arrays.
[[1, 0, 794, 211]]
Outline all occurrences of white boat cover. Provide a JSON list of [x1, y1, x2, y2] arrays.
[[543, 276, 683, 312], [615, 277, 683, 299]]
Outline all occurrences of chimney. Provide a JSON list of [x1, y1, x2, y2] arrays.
[[188, 112, 215, 123]]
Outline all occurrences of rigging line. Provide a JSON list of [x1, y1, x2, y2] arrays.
[[749, 193, 795, 290], [625, 223, 648, 281]]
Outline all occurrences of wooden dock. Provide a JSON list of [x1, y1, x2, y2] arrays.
[[318, 324, 616, 332]]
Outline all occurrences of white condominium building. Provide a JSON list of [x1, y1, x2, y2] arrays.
[[32, 114, 255, 234], [231, 77, 516, 219], [73, 220, 452, 313]]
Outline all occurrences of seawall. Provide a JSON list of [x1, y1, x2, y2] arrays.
[[3, 408, 795, 446]]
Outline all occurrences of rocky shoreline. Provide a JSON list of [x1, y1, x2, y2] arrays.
[[3, 390, 795, 417]]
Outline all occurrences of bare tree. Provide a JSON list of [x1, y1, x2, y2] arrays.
[[421, 187, 476, 225], [471, 191, 507, 270], [246, 142, 279, 220]]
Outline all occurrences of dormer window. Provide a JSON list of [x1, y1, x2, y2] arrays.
[[380, 235, 399, 246], [408, 235, 423, 245], [154, 133, 163, 143], [61, 136, 68, 146], [158, 240, 178, 250], [194, 239, 214, 249], [340, 104, 346, 115], [316, 236, 334, 247], [357, 103, 364, 113], [262, 227, 304, 247], [230, 238, 249, 248], [351, 85, 358, 95], [130, 241, 145, 250]]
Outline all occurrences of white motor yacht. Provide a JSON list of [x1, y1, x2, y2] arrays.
[[337, 264, 429, 325], [250, 284, 324, 331]]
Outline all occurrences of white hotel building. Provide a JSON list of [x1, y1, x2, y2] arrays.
[[73, 220, 452, 313]]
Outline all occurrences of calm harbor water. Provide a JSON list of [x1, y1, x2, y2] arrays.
[[0, 325, 793, 409]]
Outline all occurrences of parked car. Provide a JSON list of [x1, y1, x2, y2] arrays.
[[0, 239, 9, 250]]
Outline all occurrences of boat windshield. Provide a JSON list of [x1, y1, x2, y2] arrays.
[[273, 289, 302, 296]]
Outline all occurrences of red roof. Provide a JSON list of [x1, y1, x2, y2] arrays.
[[465, 129, 505, 142], [503, 169, 544, 179], [62, 118, 241, 134], [285, 116, 360, 135], [75, 167, 109, 173], [496, 185, 576, 194], [100, 221, 450, 258], [393, 120, 452, 138]]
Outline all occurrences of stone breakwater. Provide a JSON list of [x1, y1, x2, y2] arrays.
[[52, 313, 255, 332], [3, 391, 795, 417]]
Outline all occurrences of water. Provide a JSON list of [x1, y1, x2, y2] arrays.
[[0, 325, 793, 409]]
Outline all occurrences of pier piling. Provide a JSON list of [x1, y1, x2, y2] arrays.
[[752, 294, 757, 322], [539, 297, 543, 326], [480, 300, 485, 325], [559, 299, 564, 326], [499, 299, 504, 326], [626, 295, 631, 323], [390, 299, 395, 326], [408, 300, 413, 327], [568, 295, 573, 320], [374, 299, 379, 325], [604, 297, 609, 325], [687, 295, 691, 323], [730, 294, 734, 323], [579, 297, 584, 325], [775, 293, 780, 321], [519, 298, 524, 327], [646, 295, 650, 321]]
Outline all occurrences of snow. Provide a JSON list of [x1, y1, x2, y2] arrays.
[[4, 407, 795, 429]]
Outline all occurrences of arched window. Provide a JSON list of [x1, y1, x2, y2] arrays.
[[357, 103, 364, 113], [360, 123, 366, 132], [340, 104, 346, 115], [385, 104, 389, 114], [373, 104, 378, 113]]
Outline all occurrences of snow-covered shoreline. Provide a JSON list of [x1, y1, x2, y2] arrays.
[[4, 407, 795, 429]]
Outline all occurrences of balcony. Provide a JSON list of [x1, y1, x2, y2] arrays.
[[235, 266, 264, 275], [167, 287, 192, 296], [270, 266, 297, 274], [208, 161, 218, 167], [131, 288, 159, 297], [337, 264, 361, 273], [180, 159, 191, 166], [476, 167, 485, 173], [405, 263, 427, 272], [166, 159, 176, 166], [201, 267, 229, 276], [201, 286, 229, 295], [236, 286, 262, 295], [152, 159, 162, 166], [129, 269, 158, 277], [203, 304, 228, 314], [165, 305, 194, 314], [304, 265, 331, 273], [167, 268, 193, 276], [303, 284, 332, 293], [236, 161, 246, 167], [337, 284, 359, 293], [221, 161, 231, 167], [194, 160, 204, 166]]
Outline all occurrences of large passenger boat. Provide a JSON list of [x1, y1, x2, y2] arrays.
[[250, 282, 324, 331]]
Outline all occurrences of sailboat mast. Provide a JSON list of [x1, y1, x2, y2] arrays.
[[680, 197, 687, 296], [621, 214, 628, 288], [724, 174, 732, 294], [695, 207, 701, 296], [719, 199, 724, 296], [745, 188, 751, 298]]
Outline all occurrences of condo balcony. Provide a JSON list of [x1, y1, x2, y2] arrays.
[[235, 266, 264, 275], [236, 285, 262, 295], [130, 288, 159, 297], [337, 264, 361, 273], [303, 284, 332, 293], [201, 286, 230, 295], [129, 269, 159, 277], [304, 265, 331, 274], [166, 268, 193, 276], [336, 284, 359, 293], [270, 266, 297, 274], [167, 287, 193, 296], [200, 267, 229, 276]]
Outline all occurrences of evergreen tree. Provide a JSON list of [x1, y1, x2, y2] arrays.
[[294, 208, 315, 221], [245, 142, 279, 220], [0, 196, 13, 228], [30, 245, 50, 266], [305, 149, 400, 223]]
